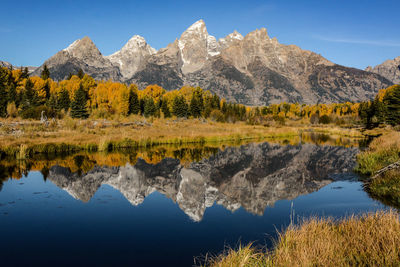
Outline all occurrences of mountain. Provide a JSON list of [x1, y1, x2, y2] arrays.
[[47, 142, 358, 221], [0, 61, 13, 68], [105, 35, 156, 79], [0, 60, 38, 73], [127, 20, 392, 105], [366, 56, 400, 84], [32, 20, 393, 105], [32, 36, 121, 81]]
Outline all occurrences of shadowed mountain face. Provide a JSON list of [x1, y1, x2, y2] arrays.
[[366, 56, 400, 84], [47, 142, 358, 221], [29, 20, 392, 105]]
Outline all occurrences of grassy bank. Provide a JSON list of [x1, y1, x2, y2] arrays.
[[0, 117, 363, 159], [355, 130, 400, 206], [207, 211, 400, 267]]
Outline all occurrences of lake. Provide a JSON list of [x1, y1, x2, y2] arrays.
[[0, 134, 387, 266]]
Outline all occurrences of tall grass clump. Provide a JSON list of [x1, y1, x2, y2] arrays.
[[206, 243, 272, 267], [367, 170, 400, 207], [207, 211, 400, 267], [17, 144, 29, 160], [355, 131, 400, 175]]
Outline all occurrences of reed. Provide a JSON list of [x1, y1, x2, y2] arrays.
[[207, 210, 400, 267]]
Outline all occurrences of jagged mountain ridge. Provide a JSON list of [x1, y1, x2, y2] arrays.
[[366, 56, 400, 84], [32, 20, 393, 105], [47, 142, 358, 222], [32, 36, 122, 81]]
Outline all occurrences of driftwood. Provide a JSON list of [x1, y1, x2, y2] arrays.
[[372, 161, 400, 179]]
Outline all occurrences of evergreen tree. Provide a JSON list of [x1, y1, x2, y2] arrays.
[[67, 73, 73, 80], [41, 64, 50, 80], [21, 67, 29, 79], [43, 81, 50, 100], [172, 95, 188, 118], [189, 88, 204, 118], [384, 87, 400, 126], [0, 68, 8, 117], [161, 98, 171, 118], [203, 97, 213, 118], [7, 83, 17, 105], [48, 93, 58, 112], [70, 84, 89, 119], [58, 88, 70, 112], [77, 68, 84, 79], [143, 97, 157, 117], [21, 78, 38, 111], [128, 89, 140, 115], [211, 94, 220, 109]]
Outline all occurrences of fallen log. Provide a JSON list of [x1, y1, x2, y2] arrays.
[[372, 161, 400, 179]]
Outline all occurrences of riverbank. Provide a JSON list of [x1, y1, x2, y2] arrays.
[[355, 129, 400, 207], [207, 211, 400, 267], [0, 117, 363, 159]]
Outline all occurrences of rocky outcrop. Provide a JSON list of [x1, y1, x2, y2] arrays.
[[0, 61, 13, 68], [366, 56, 400, 84], [106, 35, 156, 79], [32, 36, 121, 81], [47, 142, 358, 221]]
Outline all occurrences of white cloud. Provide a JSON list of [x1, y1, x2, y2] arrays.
[[313, 35, 400, 47]]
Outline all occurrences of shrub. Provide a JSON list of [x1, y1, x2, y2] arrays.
[[273, 114, 285, 125], [20, 105, 57, 120], [209, 110, 225, 122], [319, 114, 331, 124], [6, 102, 18, 118]]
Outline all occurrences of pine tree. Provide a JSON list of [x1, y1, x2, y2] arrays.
[[70, 84, 89, 119], [77, 68, 84, 79], [21, 78, 38, 111], [48, 93, 58, 112], [161, 98, 171, 118], [21, 67, 29, 79], [172, 95, 188, 118], [41, 64, 50, 80], [211, 94, 220, 109], [189, 88, 204, 118], [128, 89, 140, 115], [143, 97, 157, 117], [384, 86, 400, 126], [58, 88, 70, 112], [7, 83, 17, 105], [0, 68, 8, 117], [43, 81, 50, 100]]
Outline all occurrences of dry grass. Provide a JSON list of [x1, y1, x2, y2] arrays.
[[367, 170, 400, 208], [207, 244, 272, 267], [208, 211, 400, 267], [356, 130, 400, 175]]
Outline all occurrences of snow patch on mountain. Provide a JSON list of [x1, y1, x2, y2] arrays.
[[63, 39, 80, 53]]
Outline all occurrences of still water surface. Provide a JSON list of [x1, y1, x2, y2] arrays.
[[0, 136, 387, 266]]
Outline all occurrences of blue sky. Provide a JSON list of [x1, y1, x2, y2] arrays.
[[1, 0, 399, 69]]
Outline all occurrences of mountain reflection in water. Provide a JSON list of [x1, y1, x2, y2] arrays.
[[38, 142, 359, 221]]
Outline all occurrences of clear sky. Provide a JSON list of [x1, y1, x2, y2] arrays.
[[1, 0, 399, 69]]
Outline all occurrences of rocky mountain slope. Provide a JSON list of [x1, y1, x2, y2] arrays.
[[32, 20, 393, 105], [366, 56, 400, 84], [32, 36, 121, 81], [105, 35, 156, 78], [47, 142, 358, 221], [0, 61, 13, 68], [0, 60, 37, 73]]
